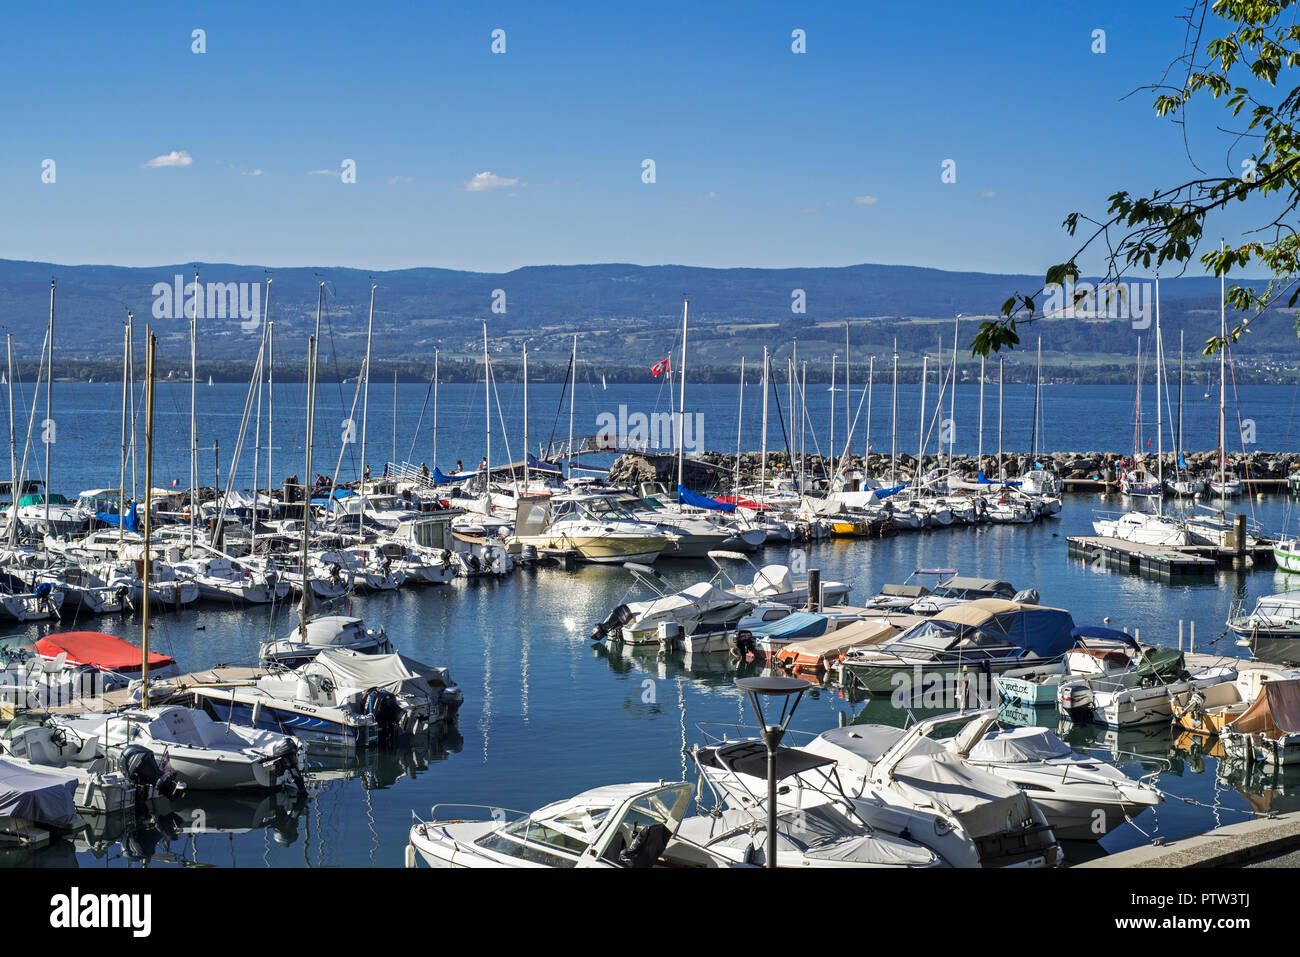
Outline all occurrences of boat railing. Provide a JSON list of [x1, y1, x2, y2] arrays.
[[418, 803, 529, 826]]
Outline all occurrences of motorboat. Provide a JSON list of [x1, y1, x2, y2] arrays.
[[720, 714, 1064, 867], [0, 713, 181, 815], [186, 649, 462, 751], [590, 563, 754, 647], [50, 705, 305, 791], [509, 493, 669, 565], [1057, 647, 1237, 729], [860, 568, 953, 612], [0, 757, 83, 848], [1091, 510, 1190, 546], [259, 615, 393, 669], [937, 711, 1163, 840], [34, 631, 178, 692], [1229, 591, 1300, 664], [777, 613, 925, 677], [722, 560, 850, 607], [996, 627, 1140, 707], [840, 600, 1077, 700], [370, 540, 454, 584], [407, 782, 739, 868], [683, 742, 947, 867], [1172, 668, 1300, 737], [173, 553, 291, 604], [906, 575, 1033, 616], [91, 559, 199, 608]]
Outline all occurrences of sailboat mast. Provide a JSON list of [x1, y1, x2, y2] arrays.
[[360, 283, 375, 521], [6, 336, 15, 544], [760, 346, 769, 499], [267, 316, 274, 512], [998, 357, 1004, 481], [433, 348, 439, 467], [844, 323, 850, 461], [141, 328, 157, 709], [44, 279, 53, 527], [677, 299, 688, 491], [977, 355, 985, 474], [916, 355, 928, 493], [566, 335, 576, 480], [299, 334, 317, 642], [119, 317, 129, 548], [483, 322, 491, 486], [734, 357, 745, 492], [890, 340, 898, 485], [1155, 276, 1163, 512], [829, 354, 836, 477], [190, 306, 197, 545], [949, 319, 959, 470], [1218, 239, 1227, 519], [523, 344, 529, 491], [865, 356, 874, 467]]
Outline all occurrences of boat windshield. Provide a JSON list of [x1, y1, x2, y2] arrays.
[[581, 499, 639, 522]]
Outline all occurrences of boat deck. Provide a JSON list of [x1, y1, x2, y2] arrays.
[[40, 665, 268, 715]]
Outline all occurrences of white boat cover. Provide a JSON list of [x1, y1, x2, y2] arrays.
[[0, 758, 79, 828], [966, 727, 1074, 764], [752, 565, 794, 597], [308, 650, 445, 697]]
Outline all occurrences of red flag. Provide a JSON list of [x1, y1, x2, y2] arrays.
[[651, 355, 671, 378], [1146, 439, 1151, 448]]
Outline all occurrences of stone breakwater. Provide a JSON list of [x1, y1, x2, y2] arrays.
[[606, 450, 1300, 487]]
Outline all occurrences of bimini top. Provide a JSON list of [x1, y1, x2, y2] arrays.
[[35, 631, 175, 675], [695, 740, 835, 781]]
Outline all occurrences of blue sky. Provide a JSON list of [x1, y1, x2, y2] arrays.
[[0, 1, 1271, 275]]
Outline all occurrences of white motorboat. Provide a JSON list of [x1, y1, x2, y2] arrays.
[[906, 574, 1030, 616], [1091, 510, 1189, 546], [174, 554, 291, 604], [1057, 647, 1237, 729], [938, 712, 1163, 840], [259, 614, 393, 669], [52, 705, 305, 791], [1229, 591, 1300, 664], [590, 559, 755, 646], [407, 781, 739, 868]]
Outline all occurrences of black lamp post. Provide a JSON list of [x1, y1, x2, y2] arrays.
[[735, 675, 808, 869]]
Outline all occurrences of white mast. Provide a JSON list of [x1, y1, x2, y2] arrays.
[[433, 347, 439, 467], [483, 321, 491, 488], [523, 343, 529, 492], [1218, 239, 1227, 519], [1155, 276, 1163, 513], [949, 317, 959, 470], [566, 334, 576, 481], [677, 299, 689, 491], [890, 340, 898, 485], [916, 355, 928, 494], [5, 336, 14, 544], [977, 355, 985, 476], [829, 353, 836, 481], [734, 357, 745, 493], [43, 279, 53, 527], [190, 302, 197, 546], [760, 346, 769, 499], [360, 282, 375, 522], [998, 357, 1004, 481]]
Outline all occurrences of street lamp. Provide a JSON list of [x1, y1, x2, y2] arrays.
[[735, 675, 808, 869]]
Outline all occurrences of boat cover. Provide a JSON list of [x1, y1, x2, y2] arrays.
[[309, 650, 447, 698], [966, 727, 1074, 764], [0, 759, 80, 828], [35, 632, 175, 674], [1227, 679, 1300, 737], [751, 565, 794, 597], [526, 452, 562, 474], [776, 615, 920, 667], [748, 611, 827, 641], [921, 600, 1076, 658], [677, 485, 735, 513], [95, 501, 140, 531]]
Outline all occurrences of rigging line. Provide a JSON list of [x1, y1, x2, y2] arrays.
[[769, 362, 793, 476], [1224, 346, 1258, 525], [406, 358, 438, 464], [544, 351, 574, 454], [487, 355, 517, 483]]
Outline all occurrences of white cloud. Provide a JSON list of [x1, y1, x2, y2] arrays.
[[465, 171, 519, 192], [241, 169, 264, 177], [854, 194, 879, 205], [705, 191, 717, 199], [388, 175, 414, 184], [307, 169, 336, 176], [979, 189, 996, 199], [142, 150, 193, 168]]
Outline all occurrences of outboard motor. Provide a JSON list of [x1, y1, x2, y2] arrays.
[[519, 544, 538, 564], [365, 687, 402, 743], [119, 744, 182, 812], [1012, 588, 1039, 605], [731, 631, 757, 660], [1057, 682, 1095, 724], [269, 736, 306, 791], [591, 603, 634, 643]]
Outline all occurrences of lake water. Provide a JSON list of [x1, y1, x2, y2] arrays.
[[5, 382, 1300, 868]]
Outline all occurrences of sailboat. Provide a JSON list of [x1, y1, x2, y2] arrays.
[[207, 375, 214, 386]]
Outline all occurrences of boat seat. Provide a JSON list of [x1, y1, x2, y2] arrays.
[[618, 823, 671, 869], [40, 652, 68, 675]]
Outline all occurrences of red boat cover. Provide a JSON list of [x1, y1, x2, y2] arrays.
[[34, 631, 175, 674]]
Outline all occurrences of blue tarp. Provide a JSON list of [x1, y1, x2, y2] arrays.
[[1005, 608, 1077, 658], [745, 611, 828, 641], [872, 483, 908, 500], [94, 501, 140, 532], [526, 453, 562, 474], [677, 484, 736, 513], [976, 470, 1022, 488], [310, 489, 357, 506], [431, 468, 477, 485]]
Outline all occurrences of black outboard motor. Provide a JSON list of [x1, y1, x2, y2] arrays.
[[731, 631, 757, 659], [119, 744, 181, 813], [365, 688, 402, 744], [591, 603, 634, 643], [270, 737, 306, 791]]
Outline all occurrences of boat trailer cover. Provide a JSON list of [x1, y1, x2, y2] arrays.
[[0, 759, 80, 829]]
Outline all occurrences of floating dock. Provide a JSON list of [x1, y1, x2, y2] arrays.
[[1066, 535, 1274, 579]]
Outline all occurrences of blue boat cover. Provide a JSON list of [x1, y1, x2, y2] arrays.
[[431, 467, 476, 485], [678, 484, 736, 513], [872, 483, 908, 499], [976, 470, 1022, 487], [95, 501, 140, 532], [747, 611, 828, 641], [1070, 625, 1139, 648], [1002, 608, 1076, 657], [526, 453, 562, 474]]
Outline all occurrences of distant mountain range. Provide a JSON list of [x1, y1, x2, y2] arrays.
[[0, 258, 1293, 382]]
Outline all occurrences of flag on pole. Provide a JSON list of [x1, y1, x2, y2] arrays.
[[170, 479, 179, 487], [651, 355, 671, 378]]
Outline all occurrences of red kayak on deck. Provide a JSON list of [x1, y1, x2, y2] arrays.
[[35, 631, 178, 678]]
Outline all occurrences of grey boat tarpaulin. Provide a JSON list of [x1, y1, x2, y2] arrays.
[[0, 759, 80, 829]]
